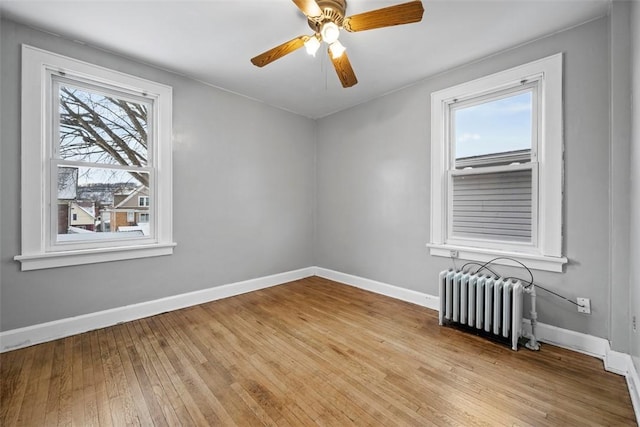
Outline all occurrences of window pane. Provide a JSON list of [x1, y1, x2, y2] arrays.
[[56, 166, 150, 242], [451, 169, 532, 243], [454, 91, 532, 161], [58, 83, 149, 166]]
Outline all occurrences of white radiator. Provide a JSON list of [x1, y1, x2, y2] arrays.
[[439, 269, 525, 350]]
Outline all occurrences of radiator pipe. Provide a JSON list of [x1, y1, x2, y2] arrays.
[[524, 286, 541, 351]]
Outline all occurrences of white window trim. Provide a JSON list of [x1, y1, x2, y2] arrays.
[[15, 45, 175, 271], [428, 53, 567, 272]]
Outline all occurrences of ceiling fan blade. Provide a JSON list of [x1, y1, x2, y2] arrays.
[[292, 0, 323, 18], [251, 36, 308, 67], [343, 1, 424, 32], [330, 50, 358, 88]]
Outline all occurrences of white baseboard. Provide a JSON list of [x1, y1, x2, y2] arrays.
[[522, 320, 609, 360], [314, 267, 440, 311], [0, 267, 315, 353]]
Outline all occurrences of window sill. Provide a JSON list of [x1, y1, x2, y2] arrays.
[[14, 242, 177, 271], [426, 243, 567, 273]]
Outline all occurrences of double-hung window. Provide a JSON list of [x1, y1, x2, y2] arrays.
[[428, 54, 566, 272], [16, 45, 175, 271]]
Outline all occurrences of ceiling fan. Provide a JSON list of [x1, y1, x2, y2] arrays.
[[250, 0, 424, 88]]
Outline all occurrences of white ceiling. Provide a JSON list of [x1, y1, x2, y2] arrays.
[[1, 0, 610, 118]]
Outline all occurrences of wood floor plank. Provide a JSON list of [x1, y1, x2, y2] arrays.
[[1, 277, 636, 426], [143, 317, 230, 425], [71, 334, 86, 426], [90, 330, 114, 427], [97, 327, 131, 427], [122, 321, 187, 426], [29, 341, 56, 426], [0, 346, 34, 426], [130, 319, 207, 425], [81, 331, 100, 426], [110, 325, 155, 427], [154, 313, 258, 425], [56, 337, 74, 426], [43, 339, 65, 426]]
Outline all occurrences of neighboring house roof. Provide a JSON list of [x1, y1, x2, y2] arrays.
[[118, 223, 150, 236], [114, 185, 149, 209], [74, 202, 96, 219], [67, 226, 94, 234], [102, 208, 147, 213]]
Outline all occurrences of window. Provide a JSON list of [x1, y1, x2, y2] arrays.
[[138, 213, 150, 223], [127, 211, 135, 223], [428, 54, 566, 272], [16, 45, 175, 271], [53, 79, 151, 244]]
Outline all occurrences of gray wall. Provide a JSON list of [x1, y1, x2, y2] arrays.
[[630, 0, 640, 374], [0, 19, 316, 331], [316, 17, 615, 340], [1, 12, 636, 357], [610, 1, 632, 354]]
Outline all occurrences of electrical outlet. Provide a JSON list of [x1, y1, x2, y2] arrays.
[[577, 297, 591, 314], [449, 250, 459, 258]]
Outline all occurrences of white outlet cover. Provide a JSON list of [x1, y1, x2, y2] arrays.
[[577, 297, 591, 314]]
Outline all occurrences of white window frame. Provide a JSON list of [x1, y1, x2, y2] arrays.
[[15, 45, 175, 271], [428, 53, 567, 272], [139, 196, 150, 207]]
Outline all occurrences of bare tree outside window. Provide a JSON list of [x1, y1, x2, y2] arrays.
[[58, 85, 149, 186]]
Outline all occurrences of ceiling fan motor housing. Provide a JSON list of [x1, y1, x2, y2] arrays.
[[308, 0, 347, 31]]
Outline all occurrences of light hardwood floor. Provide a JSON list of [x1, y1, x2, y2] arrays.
[[1, 277, 636, 426]]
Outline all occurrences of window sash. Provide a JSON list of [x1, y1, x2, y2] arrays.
[[442, 80, 540, 251], [450, 82, 539, 170], [46, 70, 157, 252]]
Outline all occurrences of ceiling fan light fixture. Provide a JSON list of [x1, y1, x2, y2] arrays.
[[321, 21, 340, 44], [304, 35, 321, 56], [329, 40, 346, 59]]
